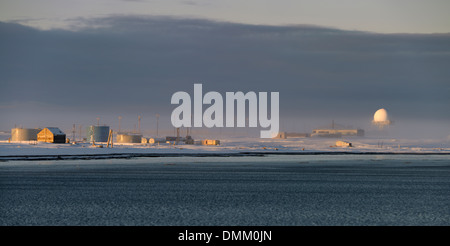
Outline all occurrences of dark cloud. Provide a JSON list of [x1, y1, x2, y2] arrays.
[[0, 16, 449, 134]]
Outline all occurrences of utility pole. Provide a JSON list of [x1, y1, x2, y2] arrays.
[[97, 117, 100, 126], [190, 114, 193, 136], [78, 125, 82, 142], [138, 115, 141, 134], [72, 124, 76, 143], [107, 129, 113, 148], [118, 116, 122, 133], [156, 114, 160, 137]]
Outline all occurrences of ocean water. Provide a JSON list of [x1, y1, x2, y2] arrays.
[[0, 155, 449, 226]]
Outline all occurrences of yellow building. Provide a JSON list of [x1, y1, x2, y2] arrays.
[[336, 140, 353, 147], [202, 139, 220, 145], [37, 127, 66, 143]]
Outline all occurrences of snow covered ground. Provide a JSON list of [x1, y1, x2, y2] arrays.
[[1, 136, 449, 160]]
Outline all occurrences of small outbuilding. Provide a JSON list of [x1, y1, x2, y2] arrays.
[[37, 127, 66, 143], [273, 132, 287, 139], [202, 139, 220, 145], [336, 140, 352, 147]]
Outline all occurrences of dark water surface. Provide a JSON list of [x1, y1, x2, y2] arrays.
[[1, 155, 449, 225]]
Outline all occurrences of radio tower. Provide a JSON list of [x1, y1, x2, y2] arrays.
[[138, 115, 141, 134]]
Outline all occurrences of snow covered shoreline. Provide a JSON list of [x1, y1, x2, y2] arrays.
[[1, 137, 449, 161], [1, 152, 449, 161]]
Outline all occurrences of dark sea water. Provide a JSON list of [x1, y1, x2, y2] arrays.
[[1, 155, 449, 225]]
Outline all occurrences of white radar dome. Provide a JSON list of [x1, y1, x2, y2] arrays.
[[373, 108, 389, 122]]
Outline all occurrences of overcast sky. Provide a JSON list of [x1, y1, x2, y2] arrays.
[[1, 0, 450, 33], [0, 2, 449, 138]]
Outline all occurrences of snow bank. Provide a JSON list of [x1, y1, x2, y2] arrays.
[[0, 136, 449, 161]]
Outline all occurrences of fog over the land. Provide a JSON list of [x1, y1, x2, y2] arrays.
[[1, 16, 449, 139]]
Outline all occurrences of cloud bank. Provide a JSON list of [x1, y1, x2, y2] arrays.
[[1, 16, 449, 135]]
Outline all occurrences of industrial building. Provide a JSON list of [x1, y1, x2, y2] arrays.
[[286, 132, 310, 138], [148, 138, 166, 144], [116, 134, 142, 143], [11, 128, 41, 141], [311, 121, 364, 138], [163, 135, 195, 144], [273, 132, 310, 139], [86, 125, 110, 142], [311, 128, 364, 137], [37, 127, 66, 143]]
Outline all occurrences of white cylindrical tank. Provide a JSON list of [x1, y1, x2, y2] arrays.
[[116, 134, 142, 143], [86, 126, 110, 142], [11, 128, 41, 141]]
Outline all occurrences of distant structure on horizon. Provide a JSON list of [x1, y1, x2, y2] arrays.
[[273, 132, 310, 139], [311, 121, 364, 138], [372, 108, 392, 129]]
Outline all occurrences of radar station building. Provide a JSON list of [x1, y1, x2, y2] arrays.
[[312, 128, 364, 137], [311, 121, 364, 138], [372, 108, 392, 129]]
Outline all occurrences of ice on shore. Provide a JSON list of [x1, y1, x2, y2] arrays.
[[1, 136, 449, 158]]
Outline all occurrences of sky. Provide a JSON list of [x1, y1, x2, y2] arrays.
[[1, 0, 450, 33], [0, 1, 449, 139]]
